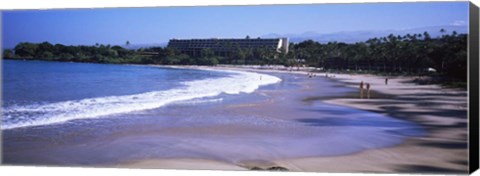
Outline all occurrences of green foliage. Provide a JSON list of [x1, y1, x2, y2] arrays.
[[197, 57, 220, 65], [200, 48, 215, 58], [14, 42, 38, 58], [9, 42, 142, 64], [3, 49, 14, 58], [291, 31, 467, 82]]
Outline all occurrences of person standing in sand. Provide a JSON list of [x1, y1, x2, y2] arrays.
[[359, 81, 364, 98], [366, 83, 371, 99]]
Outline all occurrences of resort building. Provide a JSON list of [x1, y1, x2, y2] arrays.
[[167, 37, 289, 57]]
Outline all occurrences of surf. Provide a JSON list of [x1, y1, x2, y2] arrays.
[[2, 68, 281, 130]]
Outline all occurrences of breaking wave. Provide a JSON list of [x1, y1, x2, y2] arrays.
[[2, 69, 281, 130]]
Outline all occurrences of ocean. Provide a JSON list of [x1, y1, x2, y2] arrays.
[[2, 60, 424, 166], [2, 60, 280, 129]]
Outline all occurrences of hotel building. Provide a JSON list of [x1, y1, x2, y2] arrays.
[[167, 37, 289, 57]]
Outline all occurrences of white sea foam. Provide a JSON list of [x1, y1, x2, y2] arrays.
[[1, 69, 281, 130], [174, 98, 224, 105]]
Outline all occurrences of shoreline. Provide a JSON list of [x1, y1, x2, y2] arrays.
[[2, 61, 467, 173], [120, 64, 468, 173]]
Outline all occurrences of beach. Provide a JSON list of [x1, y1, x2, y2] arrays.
[[275, 72, 468, 173], [2, 63, 468, 173], [116, 65, 468, 173]]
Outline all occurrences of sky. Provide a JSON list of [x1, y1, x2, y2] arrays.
[[2, 2, 469, 48]]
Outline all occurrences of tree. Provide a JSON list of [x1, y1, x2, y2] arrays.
[[232, 47, 246, 64], [40, 51, 55, 60], [200, 48, 214, 58], [3, 49, 14, 58], [452, 31, 458, 37], [440, 28, 446, 38], [14, 42, 38, 58], [37, 42, 54, 53]]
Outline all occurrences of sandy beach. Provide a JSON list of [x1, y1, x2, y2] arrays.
[[116, 65, 468, 173], [2, 63, 467, 174], [275, 73, 468, 173]]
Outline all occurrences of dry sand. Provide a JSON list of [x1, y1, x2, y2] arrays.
[[119, 66, 469, 173], [117, 158, 246, 170]]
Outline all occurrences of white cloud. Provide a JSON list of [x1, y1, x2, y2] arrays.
[[451, 20, 466, 26]]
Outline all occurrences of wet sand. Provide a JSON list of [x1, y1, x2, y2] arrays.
[[118, 66, 468, 173]]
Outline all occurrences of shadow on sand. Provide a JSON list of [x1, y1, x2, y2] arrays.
[[394, 164, 467, 174], [302, 80, 468, 173]]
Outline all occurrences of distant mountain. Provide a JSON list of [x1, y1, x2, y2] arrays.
[[262, 25, 468, 43]]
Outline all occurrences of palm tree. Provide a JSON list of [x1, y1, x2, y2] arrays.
[[440, 28, 446, 38]]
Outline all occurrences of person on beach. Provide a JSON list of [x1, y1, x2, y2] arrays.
[[385, 78, 389, 85], [366, 83, 371, 99], [359, 81, 364, 98]]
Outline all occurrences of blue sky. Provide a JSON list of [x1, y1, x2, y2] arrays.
[[2, 2, 469, 48]]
